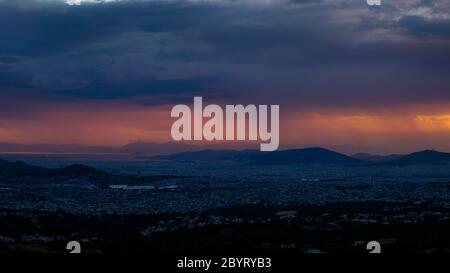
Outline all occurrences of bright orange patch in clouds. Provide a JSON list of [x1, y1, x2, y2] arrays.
[[281, 105, 450, 154], [416, 115, 450, 130], [0, 100, 449, 154]]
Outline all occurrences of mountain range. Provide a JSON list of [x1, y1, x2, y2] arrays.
[[380, 150, 450, 166], [152, 147, 363, 165], [0, 148, 449, 187], [1, 142, 450, 167], [151, 147, 450, 166]]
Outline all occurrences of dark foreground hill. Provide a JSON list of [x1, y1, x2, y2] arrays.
[[0, 160, 109, 181], [0, 159, 185, 187]]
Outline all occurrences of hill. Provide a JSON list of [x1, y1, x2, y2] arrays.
[[352, 153, 403, 163], [152, 147, 363, 165], [252, 147, 363, 165], [382, 150, 450, 166], [0, 159, 181, 186]]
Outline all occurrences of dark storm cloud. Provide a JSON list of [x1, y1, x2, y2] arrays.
[[0, 0, 449, 107], [398, 16, 450, 38], [0, 0, 206, 56]]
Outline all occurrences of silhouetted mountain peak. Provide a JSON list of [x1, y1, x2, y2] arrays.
[[383, 150, 450, 166], [253, 147, 363, 165], [53, 164, 108, 176], [413, 150, 442, 155]]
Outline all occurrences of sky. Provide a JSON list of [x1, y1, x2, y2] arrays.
[[0, 0, 449, 154]]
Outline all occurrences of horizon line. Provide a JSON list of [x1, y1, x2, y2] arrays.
[[0, 142, 447, 157]]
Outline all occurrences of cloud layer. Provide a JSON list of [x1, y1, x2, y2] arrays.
[[0, 0, 448, 103], [0, 0, 449, 152]]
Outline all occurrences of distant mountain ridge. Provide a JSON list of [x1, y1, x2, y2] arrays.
[[152, 147, 363, 165], [381, 150, 450, 166], [151, 148, 450, 166], [1, 142, 450, 167]]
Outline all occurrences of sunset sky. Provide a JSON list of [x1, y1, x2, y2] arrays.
[[0, 0, 449, 154]]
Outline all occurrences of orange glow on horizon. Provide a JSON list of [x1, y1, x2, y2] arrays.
[[0, 100, 449, 154]]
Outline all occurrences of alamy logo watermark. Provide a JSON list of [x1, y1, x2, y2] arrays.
[[367, 0, 381, 6], [66, 241, 81, 253], [366, 241, 381, 253], [170, 97, 280, 151]]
